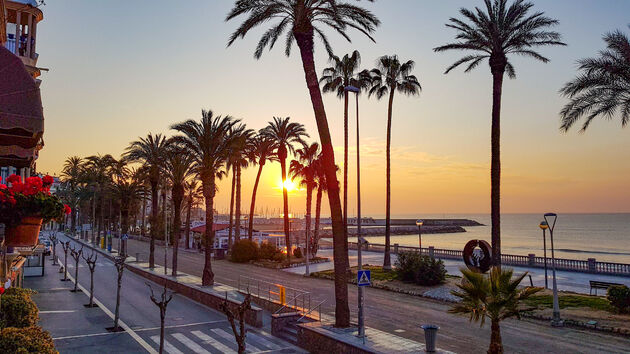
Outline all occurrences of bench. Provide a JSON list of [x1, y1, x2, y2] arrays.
[[589, 280, 623, 295]]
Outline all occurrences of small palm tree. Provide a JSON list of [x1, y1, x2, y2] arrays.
[[184, 180, 202, 249], [434, 0, 564, 268], [226, 0, 379, 327], [289, 142, 320, 262], [84, 154, 116, 247], [246, 133, 277, 240], [124, 134, 170, 269], [561, 25, 630, 131], [171, 110, 237, 286], [226, 124, 254, 246], [110, 172, 144, 257], [367, 55, 421, 270], [450, 267, 541, 354], [61, 156, 84, 235], [262, 117, 308, 260], [163, 144, 195, 276]]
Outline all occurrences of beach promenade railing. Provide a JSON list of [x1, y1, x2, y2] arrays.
[[347, 242, 630, 277]]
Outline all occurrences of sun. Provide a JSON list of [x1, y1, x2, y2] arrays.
[[280, 179, 297, 192]]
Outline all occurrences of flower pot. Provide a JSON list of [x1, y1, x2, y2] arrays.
[[4, 217, 43, 247]]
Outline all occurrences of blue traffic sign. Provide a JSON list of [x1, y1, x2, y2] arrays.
[[357, 270, 371, 287], [121, 234, 129, 240]]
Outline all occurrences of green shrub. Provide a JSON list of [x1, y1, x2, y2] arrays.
[[0, 289, 38, 328], [259, 242, 282, 260], [607, 285, 630, 313], [0, 326, 56, 353], [395, 251, 446, 286], [293, 247, 303, 259], [272, 252, 286, 262], [230, 239, 259, 263]]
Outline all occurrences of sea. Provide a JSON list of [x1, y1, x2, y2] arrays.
[[343, 213, 630, 264]]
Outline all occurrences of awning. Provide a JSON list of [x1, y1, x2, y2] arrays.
[[0, 45, 44, 167], [190, 224, 230, 234]]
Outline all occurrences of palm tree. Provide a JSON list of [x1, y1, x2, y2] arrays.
[[450, 267, 541, 354], [560, 26, 630, 131], [184, 180, 202, 249], [61, 156, 84, 236], [262, 117, 308, 260], [227, 124, 254, 247], [124, 133, 170, 269], [320, 50, 362, 243], [367, 55, 421, 270], [84, 154, 116, 247], [163, 144, 194, 276], [289, 142, 320, 264], [311, 156, 339, 256], [226, 0, 379, 327], [171, 110, 237, 286], [110, 170, 144, 257], [246, 133, 277, 240], [434, 0, 564, 268]]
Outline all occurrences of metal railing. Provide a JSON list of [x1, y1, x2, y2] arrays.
[[298, 300, 325, 323], [348, 242, 630, 277], [274, 291, 311, 316], [237, 275, 311, 310]]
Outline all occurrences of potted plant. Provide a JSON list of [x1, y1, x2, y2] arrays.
[[0, 174, 70, 247]]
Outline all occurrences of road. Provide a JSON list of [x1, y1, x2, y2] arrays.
[[32, 232, 301, 354], [122, 237, 630, 354]]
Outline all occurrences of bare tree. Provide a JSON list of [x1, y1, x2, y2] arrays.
[[69, 245, 83, 292], [219, 293, 252, 354], [82, 251, 98, 307], [49, 234, 58, 265], [147, 283, 173, 354], [60, 241, 71, 281], [108, 255, 126, 332]]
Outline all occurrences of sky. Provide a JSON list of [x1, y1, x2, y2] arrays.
[[33, 0, 630, 217]]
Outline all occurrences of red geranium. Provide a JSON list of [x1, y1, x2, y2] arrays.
[[64, 204, 71, 215], [43, 175, 54, 186], [6, 174, 21, 184], [0, 184, 6, 189], [0, 174, 66, 226]]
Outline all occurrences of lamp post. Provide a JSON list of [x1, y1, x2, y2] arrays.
[[539, 221, 549, 289], [416, 219, 424, 253], [544, 212, 562, 327]]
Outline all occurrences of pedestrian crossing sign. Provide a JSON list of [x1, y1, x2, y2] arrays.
[[357, 270, 371, 286]]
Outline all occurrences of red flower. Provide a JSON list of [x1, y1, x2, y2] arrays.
[[64, 204, 72, 215], [8, 197, 16, 205], [6, 174, 21, 184], [43, 175, 54, 186], [0, 184, 6, 190]]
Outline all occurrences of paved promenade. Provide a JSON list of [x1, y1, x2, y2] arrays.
[[120, 237, 630, 353]]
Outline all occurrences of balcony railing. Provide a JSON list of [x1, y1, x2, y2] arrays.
[[4, 37, 16, 54]]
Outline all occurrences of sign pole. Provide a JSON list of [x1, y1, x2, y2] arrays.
[[358, 239, 364, 340]]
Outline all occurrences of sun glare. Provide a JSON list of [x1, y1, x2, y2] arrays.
[[280, 179, 297, 192]]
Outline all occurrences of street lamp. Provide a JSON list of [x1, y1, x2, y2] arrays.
[[416, 219, 424, 253], [539, 221, 549, 289], [543, 212, 562, 327]]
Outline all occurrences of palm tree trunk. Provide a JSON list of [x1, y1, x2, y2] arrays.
[[141, 195, 146, 237], [172, 184, 184, 276], [235, 165, 242, 241], [343, 91, 349, 271], [228, 166, 236, 250], [488, 318, 503, 354], [202, 175, 216, 286], [295, 30, 349, 327], [490, 69, 504, 268], [185, 199, 192, 249], [305, 184, 313, 258], [383, 89, 395, 270], [280, 155, 291, 261], [249, 162, 264, 240], [313, 186, 323, 256], [150, 180, 158, 269], [121, 202, 130, 257]]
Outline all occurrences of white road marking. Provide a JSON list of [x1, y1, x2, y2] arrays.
[[39, 310, 77, 314], [150, 336, 183, 354], [63, 237, 157, 354], [247, 332, 281, 350], [211, 328, 261, 352], [134, 320, 228, 332], [394, 329, 406, 333], [171, 333, 211, 354], [191, 330, 236, 354]]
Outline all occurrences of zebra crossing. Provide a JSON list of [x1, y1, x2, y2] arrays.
[[144, 327, 299, 354]]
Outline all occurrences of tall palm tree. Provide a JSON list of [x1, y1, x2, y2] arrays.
[[226, 0, 379, 327], [124, 133, 170, 269], [320, 50, 362, 244], [450, 267, 541, 354], [434, 0, 564, 268], [227, 124, 254, 246], [61, 156, 84, 235], [171, 110, 237, 286], [110, 168, 144, 257], [246, 133, 277, 239], [289, 142, 320, 263], [560, 26, 630, 131], [163, 144, 194, 276], [262, 117, 308, 260], [311, 156, 339, 256], [367, 55, 421, 270], [84, 154, 115, 247], [184, 180, 203, 249]]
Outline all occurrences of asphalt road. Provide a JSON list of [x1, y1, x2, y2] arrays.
[[122, 237, 630, 354], [33, 232, 301, 354]]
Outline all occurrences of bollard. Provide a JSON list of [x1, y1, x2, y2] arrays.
[[135, 252, 140, 262], [421, 324, 439, 352]]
